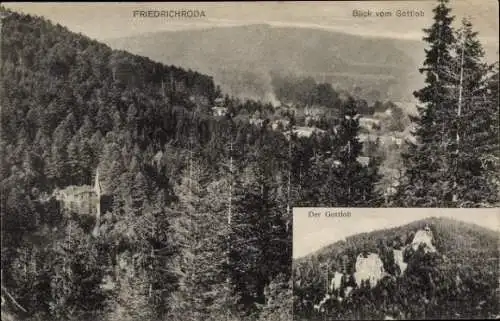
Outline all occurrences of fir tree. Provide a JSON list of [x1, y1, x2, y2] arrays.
[[397, 1, 498, 207], [334, 97, 373, 206], [397, 0, 457, 206], [228, 161, 278, 313], [449, 19, 499, 206], [310, 97, 380, 206], [168, 158, 214, 319]]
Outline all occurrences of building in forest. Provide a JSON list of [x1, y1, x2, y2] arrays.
[[356, 156, 371, 167], [52, 170, 107, 236], [53, 171, 101, 213]]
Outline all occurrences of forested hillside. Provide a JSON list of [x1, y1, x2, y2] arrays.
[[1, 0, 498, 319], [293, 217, 499, 320], [0, 7, 381, 321], [105, 24, 422, 104]]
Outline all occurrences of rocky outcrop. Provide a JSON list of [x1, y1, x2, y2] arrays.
[[330, 271, 344, 292], [354, 253, 386, 288], [411, 226, 436, 253], [314, 225, 441, 314], [344, 286, 354, 298], [393, 249, 408, 275]]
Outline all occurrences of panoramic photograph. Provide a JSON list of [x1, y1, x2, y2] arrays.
[[293, 208, 499, 320], [0, 0, 498, 320]]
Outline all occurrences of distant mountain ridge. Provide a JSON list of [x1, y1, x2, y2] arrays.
[[105, 24, 425, 104], [297, 216, 498, 263]]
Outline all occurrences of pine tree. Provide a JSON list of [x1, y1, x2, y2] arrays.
[[481, 63, 500, 196], [99, 138, 125, 194], [48, 221, 106, 321], [229, 163, 270, 312], [202, 177, 239, 320], [335, 98, 373, 206], [257, 274, 293, 321], [46, 119, 73, 186], [314, 97, 380, 206], [79, 140, 95, 184], [67, 137, 82, 184], [228, 140, 290, 315], [397, 1, 498, 207], [300, 136, 330, 206], [168, 157, 214, 319], [47, 143, 69, 187], [107, 265, 154, 321], [200, 123, 240, 319], [397, 0, 457, 206], [449, 19, 499, 206]]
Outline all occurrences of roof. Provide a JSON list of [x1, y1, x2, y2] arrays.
[[291, 126, 326, 138], [357, 156, 370, 167]]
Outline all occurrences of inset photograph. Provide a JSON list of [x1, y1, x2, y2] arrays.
[[293, 208, 499, 320]]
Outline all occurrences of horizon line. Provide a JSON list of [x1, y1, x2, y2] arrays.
[[293, 212, 499, 260]]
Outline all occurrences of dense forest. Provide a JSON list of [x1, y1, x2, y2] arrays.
[[293, 217, 499, 320], [0, 6, 381, 321]]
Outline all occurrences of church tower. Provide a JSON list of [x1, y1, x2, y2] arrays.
[[94, 168, 101, 199]]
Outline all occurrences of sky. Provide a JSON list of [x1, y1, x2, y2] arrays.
[[3, 1, 498, 46], [293, 208, 500, 259]]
